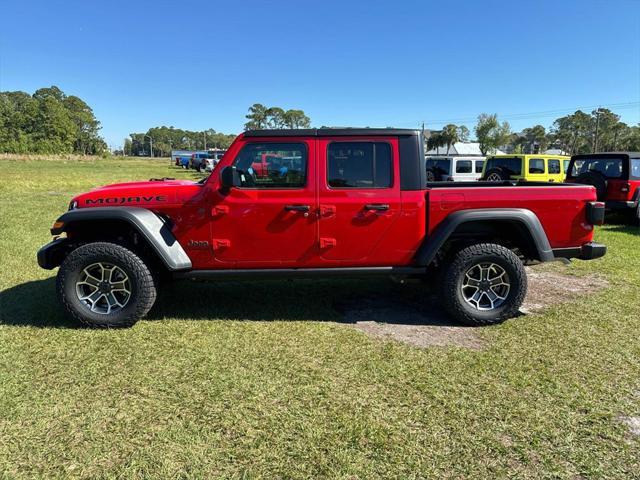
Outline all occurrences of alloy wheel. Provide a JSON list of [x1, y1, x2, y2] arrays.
[[461, 262, 511, 311], [75, 262, 132, 314]]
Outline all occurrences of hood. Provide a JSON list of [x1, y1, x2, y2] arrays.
[[72, 178, 202, 208]]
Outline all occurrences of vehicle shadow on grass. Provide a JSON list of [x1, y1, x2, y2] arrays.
[[0, 277, 78, 328], [0, 277, 463, 329]]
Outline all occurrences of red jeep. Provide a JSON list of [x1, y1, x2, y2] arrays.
[[565, 152, 640, 224], [38, 128, 606, 328]]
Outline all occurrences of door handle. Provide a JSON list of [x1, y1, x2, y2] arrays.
[[284, 205, 311, 212], [364, 204, 389, 211]]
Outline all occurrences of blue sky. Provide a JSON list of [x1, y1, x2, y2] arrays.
[[1, 0, 639, 148]]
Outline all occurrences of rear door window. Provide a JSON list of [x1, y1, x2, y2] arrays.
[[455, 160, 472, 174], [548, 159, 561, 174], [327, 142, 392, 188], [475, 160, 484, 173], [529, 158, 545, 174]]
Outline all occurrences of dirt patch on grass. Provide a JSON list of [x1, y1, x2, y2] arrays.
[[338, 266, 608, 350], [522, 266, 609, 313], [618, 415, 640, 437]]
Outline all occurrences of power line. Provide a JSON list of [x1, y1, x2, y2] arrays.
[[396, 101, 640, 128]]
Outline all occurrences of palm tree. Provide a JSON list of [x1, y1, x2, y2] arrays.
[[441, 124, 460, 154]]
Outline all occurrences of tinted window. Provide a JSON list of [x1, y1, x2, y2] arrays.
[[570, 157, 623, 179], [328, 142, 392, 188], [456, 160, 472, 173], [484, 157, 522, 176], [563, 160, 570, 173], [529, 158, 545, 174], [548, 159, 561, 174], [475, 160, 484, 173], [426, 158, 451, 175], [632, 159, 640, 180], [233, 142, 307, 188]]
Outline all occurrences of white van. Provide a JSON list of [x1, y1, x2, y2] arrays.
[[425, 156, 485, 182]]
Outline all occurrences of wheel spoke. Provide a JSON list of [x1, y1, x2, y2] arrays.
[[465, 273, 480, 287]]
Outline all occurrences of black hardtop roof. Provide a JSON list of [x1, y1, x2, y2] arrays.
[[572, 152, 640, 159], [244, 128, 420, 138]]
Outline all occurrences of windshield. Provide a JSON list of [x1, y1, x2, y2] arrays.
[[570, 157, 623, 178]]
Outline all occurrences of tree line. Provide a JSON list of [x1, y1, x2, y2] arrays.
[[3, 89, 637, 158], [428, 108, 640, 155], [124, 127, 237, 157], [0, 86, 106, 154]]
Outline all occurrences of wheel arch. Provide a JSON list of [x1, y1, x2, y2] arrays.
[[45, 207, 192, 271], [414, 208, 554, 267]]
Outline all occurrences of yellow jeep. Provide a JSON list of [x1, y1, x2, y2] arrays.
[[481, 154, 570, 182]]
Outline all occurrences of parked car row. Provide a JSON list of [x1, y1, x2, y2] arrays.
[[426, 152, 640, 224], [171, 150, 226, 172], [426, 154, 570, 183]]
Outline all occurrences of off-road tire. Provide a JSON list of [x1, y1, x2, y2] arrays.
[[631, 204, 640, 227], [56, 242, 157, 328], [484, 168, 509, 182], [439, 243, 527, 326]]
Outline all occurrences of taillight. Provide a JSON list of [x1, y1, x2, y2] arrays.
[[621, 183, 630, 193], [586, 201, 605, 226]]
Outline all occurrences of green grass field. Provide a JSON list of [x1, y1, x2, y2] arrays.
[[1, 156, 639, 479]]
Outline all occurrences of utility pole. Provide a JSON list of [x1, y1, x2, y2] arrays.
[[203, 131, 207, 150], [593, 108, 601, 153], [144, 135, 154, 157]]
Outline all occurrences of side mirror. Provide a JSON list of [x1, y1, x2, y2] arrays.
[[220, 166, 240, 190]]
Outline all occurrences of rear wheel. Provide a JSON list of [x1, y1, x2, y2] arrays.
[[56, 242, 157, 328], [439, 243, 527, 326], [485, 168, 509, 182], [631, 204, 640, 226]]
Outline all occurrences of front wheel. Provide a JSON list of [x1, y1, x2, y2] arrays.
[[56, 242, 157, 328], [439, 243, 527, 326]]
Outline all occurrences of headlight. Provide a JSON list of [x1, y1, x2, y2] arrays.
[[68, 200, 78, 210]]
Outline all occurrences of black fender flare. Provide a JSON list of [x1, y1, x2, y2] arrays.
[[414, 208, 554, 266], [48, 207, 192, 271]]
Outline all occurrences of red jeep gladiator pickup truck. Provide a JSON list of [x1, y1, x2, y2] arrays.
[[38, 128, 606, 328]]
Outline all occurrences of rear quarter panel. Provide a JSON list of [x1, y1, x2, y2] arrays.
[[426, 185, 597, 248]]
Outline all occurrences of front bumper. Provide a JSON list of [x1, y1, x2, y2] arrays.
[[37, 237, 70, 269]]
